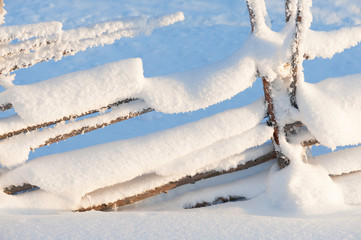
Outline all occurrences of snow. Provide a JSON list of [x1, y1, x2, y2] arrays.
[[1, 206, 361, 240], [143, 49, 257, 113], [246, 0, 271, 33], [298, 73, 361, 149], [156, 124, 273, 177], [207, 141, 274, 171], [1, 0, 361, 238], [333, 171, 361, 205]]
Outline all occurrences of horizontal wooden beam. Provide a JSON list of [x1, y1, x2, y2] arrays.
[[35, 107, 153, 149], [76, 150, 277, 212], [0, 98, 145, 140], [3, 183, 38, 195], [0, 103, 12, 111], [185, 195, 246, 209]]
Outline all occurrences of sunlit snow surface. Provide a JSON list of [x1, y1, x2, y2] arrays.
[[1, 0, 361, 239]]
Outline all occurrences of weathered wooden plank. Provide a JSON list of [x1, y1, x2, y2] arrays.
[[35, 107, 153, 149], [76, 150, 277, 212], [3, 183, 38, 195], [0, 98, 146, 140]]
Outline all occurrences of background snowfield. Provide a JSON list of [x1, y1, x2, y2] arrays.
[[1, 0, 361, 239]]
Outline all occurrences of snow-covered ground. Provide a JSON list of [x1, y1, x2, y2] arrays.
[[1, 0, 361, 239]]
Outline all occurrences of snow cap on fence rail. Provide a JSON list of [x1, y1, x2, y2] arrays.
[[310, 145, 361, 176], [297, 73, 361, 149], [155, 123, 273, 177], [0, 58, 145, 124]]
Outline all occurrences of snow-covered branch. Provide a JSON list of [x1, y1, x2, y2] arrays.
[[304, 26, 361, 59], [0, 12, 185, 75], [0, 21, 62, 43], [0, 0, 5, 26], [245, 0, 271, 34]]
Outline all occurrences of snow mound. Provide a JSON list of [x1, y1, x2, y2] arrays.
[[267, 160, 345, 215], [333, 171, 361, 205]]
